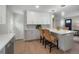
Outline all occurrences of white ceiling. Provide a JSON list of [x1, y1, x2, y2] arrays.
[[7, 5, 64, 13], [54, 5, 79, 17], [7, 5, 79, 17]]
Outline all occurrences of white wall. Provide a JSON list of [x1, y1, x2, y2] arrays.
[[0, 6, 8, 34], [5, 6, 24, 40], [0, 6, 14, 34], [13, 13, 24, 40], [6, 7, 14, 33], [71, 16, 79, 30]]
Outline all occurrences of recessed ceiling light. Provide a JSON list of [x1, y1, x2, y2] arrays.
[[61, 11, 65, 16], [35, 5, 39, 8]]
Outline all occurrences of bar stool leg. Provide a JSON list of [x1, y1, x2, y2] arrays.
[[42, 37, 44, 45], [45, 40, 47, 48], [40, 36, 42, 43], [49, 44, 52, 53], [57, 40, 59, 49]]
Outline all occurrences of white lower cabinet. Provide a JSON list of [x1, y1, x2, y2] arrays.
[[58, 34, 74, 51], [24, 29, 40, 40]]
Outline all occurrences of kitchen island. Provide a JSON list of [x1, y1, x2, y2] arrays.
[[0, 33, 15, 54], [46, 28, 75, 51]]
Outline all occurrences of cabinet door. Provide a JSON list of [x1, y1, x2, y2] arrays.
[[0, 5, 6, 24], [27, 11, 51, 24], [25, 30, 40, 40]]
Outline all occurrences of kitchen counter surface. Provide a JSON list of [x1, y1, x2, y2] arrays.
[[44, 28, 75, 35], [0, 33, 15, 50], [50, 29, 74, 35]]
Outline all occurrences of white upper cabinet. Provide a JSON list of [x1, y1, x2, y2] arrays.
[[27, 11, 51, 24], [0, 5, 6, 24]]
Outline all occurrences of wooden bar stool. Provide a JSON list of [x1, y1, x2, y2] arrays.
[[38, 29, 45, 45], [43, 29, 58, 53]]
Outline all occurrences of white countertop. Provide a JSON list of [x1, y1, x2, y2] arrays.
[[0, 33, 15, 50], [43, 28, 75, 35], [50, 29, 74, 35]]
